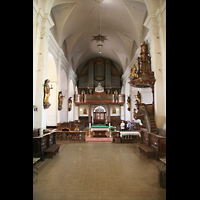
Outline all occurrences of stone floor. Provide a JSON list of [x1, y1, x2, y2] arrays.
[[33, 142, 166, 200]]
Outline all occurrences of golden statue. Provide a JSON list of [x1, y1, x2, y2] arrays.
[[127, 96, 131, 111], [129, 64, 138, 79], [135, 91, 141, 104], [58, 91, 65, 110], [43, 79, 53, 109], [114, 90, 118, 95], [68, 97, 72, 111], [141, 41, 147, 53]]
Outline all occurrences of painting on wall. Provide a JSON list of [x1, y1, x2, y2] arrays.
[[83, 108, 87, 114], [112, 107, 116, 114]]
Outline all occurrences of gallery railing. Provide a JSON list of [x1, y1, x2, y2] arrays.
[[74, 94, 125, 105]]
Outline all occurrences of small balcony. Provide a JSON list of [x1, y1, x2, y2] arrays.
[[74, 94, 125, 105]]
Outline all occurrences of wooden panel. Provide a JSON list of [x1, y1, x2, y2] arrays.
[[33, 129, 40, 137], [33, 132, 57, 160], [140, 128, 166, 158]]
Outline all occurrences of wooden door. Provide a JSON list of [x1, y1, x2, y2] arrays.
[[94, 112, 105, 124]]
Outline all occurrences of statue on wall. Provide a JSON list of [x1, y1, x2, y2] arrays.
[[43, 79, 53, 109], [129, 64, 142, 82], [127, 96, 131, 111], [129, 64, 138, 79], [114, 90, 118, 102], [81, 90, 86, 102], [135, 91, 141, 104], [68, 97, 72, 111], [58, 91, 65, 111]]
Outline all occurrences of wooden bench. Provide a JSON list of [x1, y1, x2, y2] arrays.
[[44, 144, 60, 158], [138, 144, 156, 159]]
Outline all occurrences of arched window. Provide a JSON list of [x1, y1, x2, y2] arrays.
[[94, 106, 106, 112]]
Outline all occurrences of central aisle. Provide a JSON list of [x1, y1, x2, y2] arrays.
[[33, 142, 166, 200]]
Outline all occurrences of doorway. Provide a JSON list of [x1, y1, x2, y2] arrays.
[[93, 106, 106, 124]]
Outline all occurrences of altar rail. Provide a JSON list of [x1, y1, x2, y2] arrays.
[[56, 131, 86, 142], [74, 94, 125, 105], [57, 121, 85, 131]]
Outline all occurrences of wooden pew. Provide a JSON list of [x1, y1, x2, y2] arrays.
[[111, 131, 120, 143], [57, 121, 85, 131], [33, 130, 57, 160], [44, 144, 60, 158], [138, 144, 156, 158], [139, 128, 166, 159], [149, 129, 166, 158]]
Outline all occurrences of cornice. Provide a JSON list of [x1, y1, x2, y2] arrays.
[[144, 1, 166, 29], [122, 65, 130, 83]]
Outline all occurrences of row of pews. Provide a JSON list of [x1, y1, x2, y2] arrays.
[[33, 121, 87, 160], [33, 123, 166, 161], [57, 120, 86, 131]]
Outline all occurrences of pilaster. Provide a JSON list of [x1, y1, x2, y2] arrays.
[[33, 12, 55, 135], [143, 7, 166, 128]]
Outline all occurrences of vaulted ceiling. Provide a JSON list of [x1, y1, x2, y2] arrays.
[[49, 0, 149, 74]]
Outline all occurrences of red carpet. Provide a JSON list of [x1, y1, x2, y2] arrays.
[[85, 135, 113, 142]]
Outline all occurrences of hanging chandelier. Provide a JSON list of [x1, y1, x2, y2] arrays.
[[97, 0, 103, 54], [95, 82, 104, 93]]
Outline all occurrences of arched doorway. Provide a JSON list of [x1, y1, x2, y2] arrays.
[[93, 106, 106, 124]]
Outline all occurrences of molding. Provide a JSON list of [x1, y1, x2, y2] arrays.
[[43, 13, 54, 29], [33, 1, 39, 14], [69, 65, 77, 85], [48, 30, 70, 74], [144, 1, 166, 29], [49, 35, 59, 61], [121, 65, 130, 84], [130, 47, 140, 67]]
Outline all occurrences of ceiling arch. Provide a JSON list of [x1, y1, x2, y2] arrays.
[[48, 0, 149, 73]]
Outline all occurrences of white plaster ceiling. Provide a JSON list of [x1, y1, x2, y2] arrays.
[[50, 0, 148, 73]]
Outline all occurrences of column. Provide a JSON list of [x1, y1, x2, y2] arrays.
[[33, 13, 54, 136], [107, 104, 110, 123], [144, 8, 166, 128], [88, 104, 91, 124]]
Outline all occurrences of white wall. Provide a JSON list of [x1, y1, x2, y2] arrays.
[[59, 68, 68, 122], [46, 53, 57, 126], [68, 79, 75, 121]]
